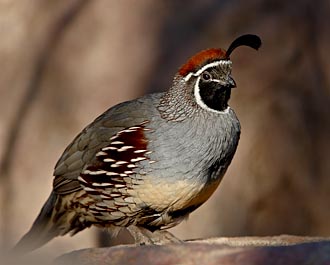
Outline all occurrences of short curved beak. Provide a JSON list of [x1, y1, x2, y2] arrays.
[[228, 76, 236, 88]]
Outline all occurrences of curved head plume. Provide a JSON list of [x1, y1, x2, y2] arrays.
[[179, 34, 261, 78], [225, 34, 262, 58]]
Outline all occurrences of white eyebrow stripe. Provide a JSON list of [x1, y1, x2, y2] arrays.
[[184, 60, 232, 81]]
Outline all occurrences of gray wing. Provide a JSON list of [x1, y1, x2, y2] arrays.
[[53, 94, 160, 195]]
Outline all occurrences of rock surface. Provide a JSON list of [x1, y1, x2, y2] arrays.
[[54, 235, 330, 265]]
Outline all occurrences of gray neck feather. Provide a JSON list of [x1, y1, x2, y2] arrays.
[[157, 75, 199, 121]]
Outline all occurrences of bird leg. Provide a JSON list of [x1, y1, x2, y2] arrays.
[[127, 226, 154, 245], [152, 229, 183, 244], [127, 226, 182, 245]]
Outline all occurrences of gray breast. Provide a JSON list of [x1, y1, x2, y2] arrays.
[[146, 107, 241, 184]]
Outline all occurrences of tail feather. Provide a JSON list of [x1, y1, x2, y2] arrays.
[[13, 192, 61, 253]]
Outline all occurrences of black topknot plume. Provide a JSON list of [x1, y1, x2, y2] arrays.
[[226, 34, 262, 58]]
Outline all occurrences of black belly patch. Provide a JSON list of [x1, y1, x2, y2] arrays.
[[169, 204, 202, 219], [207, 158, 228, 181], [139, 204, 202, 231]]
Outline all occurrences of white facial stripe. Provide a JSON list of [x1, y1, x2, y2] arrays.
[[194, 76, 230, 114], [184, 60, 232, 82]]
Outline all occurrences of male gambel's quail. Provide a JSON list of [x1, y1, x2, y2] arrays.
[[15, 34, 261, 252]]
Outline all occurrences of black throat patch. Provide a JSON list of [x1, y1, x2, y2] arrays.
[[198, 80, 231, 112]]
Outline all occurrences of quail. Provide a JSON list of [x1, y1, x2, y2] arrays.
[[15, 34, 261, 253]]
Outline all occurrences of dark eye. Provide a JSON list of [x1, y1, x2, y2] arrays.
[[201, 71, 212, 81]]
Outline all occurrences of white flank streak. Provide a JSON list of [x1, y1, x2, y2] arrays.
[[131, 157, 146, 162], [134, 149, 147, 153], [106, 172, 119, 176], [110, 135, 118, 140], [194, 76, 230, 114], [78, 176, 87, 183], [124, 171, 134, 174], [84, 187, 95, 192], [104, 158, 115, 162], [111, 164, 120, 168], [116, 161, 128, 165], [123, 129, 136, 133], [115, 184, 126, 188], [127, 164, 136, 168], [149, 160, 156, 164], [92, 183, 112, 187], [87, 170, 107, 175], [102, 146, 117, 151], [129, 126, 141, 130], [184, 60, 232, 81], [100, 183, 113, 187], [145, 151, 153, 155], [96, 151, 107, 156], [118, 146, 134, 152], [111, 141, 124, 145], [120, 173, 128, 177]]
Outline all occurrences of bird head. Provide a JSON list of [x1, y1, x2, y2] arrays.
[[178, 34, 261, 113]]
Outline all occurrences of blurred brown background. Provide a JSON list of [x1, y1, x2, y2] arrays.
[[0, 0, 329, 259]]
